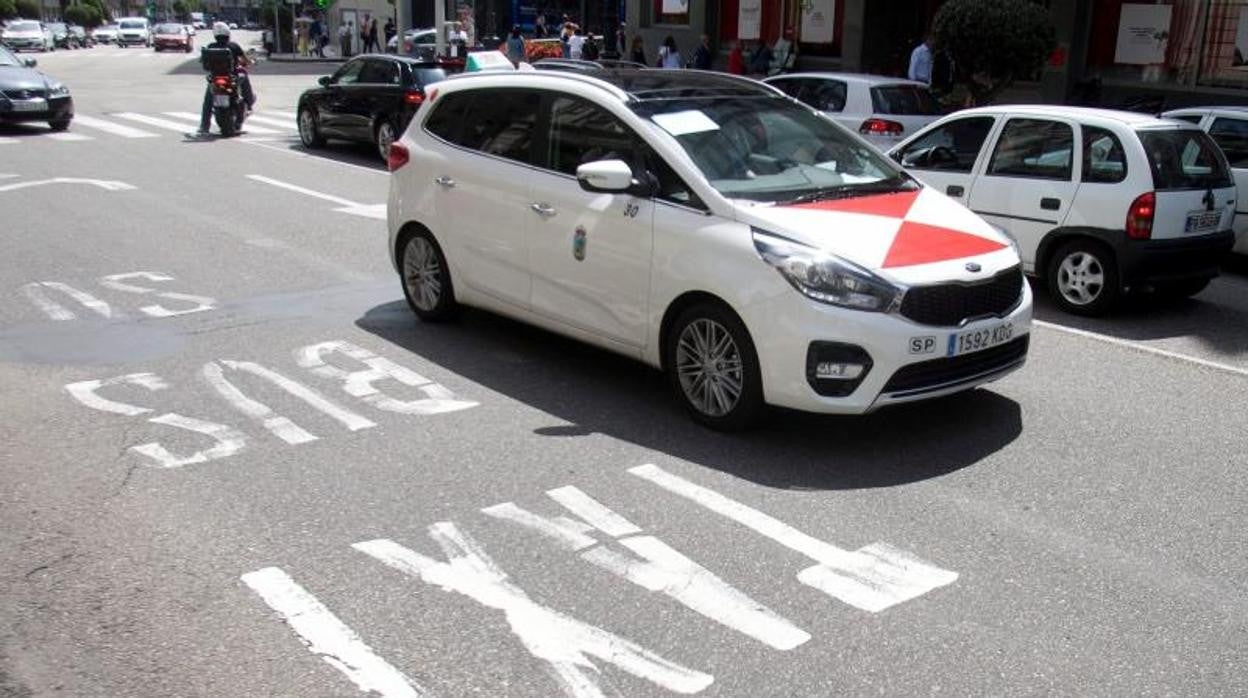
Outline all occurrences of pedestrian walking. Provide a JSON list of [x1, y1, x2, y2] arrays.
[[614, 22, 627, 58], [692, 34, 712, 70], [506, 25, 525, 65], [581, 30, 599, 60], [560, 21, 575, 58], [311, 17, 324, 57], [568, 26, 586, 59], [297, 21, 309, 56], [365, 18, 380, 53], [727, 40, 744, 75], [629, 35, 645, 65], [534, 14, 548, 39], [658, 35, 681, 68], [339, 21, 352, 57], [908, 33, 934, 84], [384, 18, 395, 48]]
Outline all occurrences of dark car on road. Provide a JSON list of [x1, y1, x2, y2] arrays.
[[0, 44, 73, 130], [297, 54, 446, 162]]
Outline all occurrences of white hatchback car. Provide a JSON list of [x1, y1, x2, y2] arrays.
[[890, 106, 1237, 315], [764, 73, 943, 149], [1162, 106, 1248, 255], [387, 70, 1032, 428]]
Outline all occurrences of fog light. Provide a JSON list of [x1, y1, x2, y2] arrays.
[[806, 342, 873, 397], [815, 362, 864, 380]]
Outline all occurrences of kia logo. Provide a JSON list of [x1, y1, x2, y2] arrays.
[[965, 262, 982, 273]]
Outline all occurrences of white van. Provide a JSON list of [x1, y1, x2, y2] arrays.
[[891, 106, 1236, 315], [115, 17, 151, 48]]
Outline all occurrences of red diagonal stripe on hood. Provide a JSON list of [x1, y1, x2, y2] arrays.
[[784, 190, 920, 218], [883, 221, 1007, 268]]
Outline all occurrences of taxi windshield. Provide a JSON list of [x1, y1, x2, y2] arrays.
[[636, 96, 906, 203]]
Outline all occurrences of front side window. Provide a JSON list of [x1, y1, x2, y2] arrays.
[[636, 96, 902, 202], [457, 89, 540, 163], [770, 79, 807, 100], [987, 118, 1074, 180], [332, 60, 365, 85], [358, 60, 400, 85], [1082, 126, 1127, 184], [1208, 117, 1248, 168], [895, 116, 994, 172], [545, 96, 637, 176]]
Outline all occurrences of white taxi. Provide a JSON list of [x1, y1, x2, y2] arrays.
[[890, 106, 1236, 315], [387, 70, 1031, 429]]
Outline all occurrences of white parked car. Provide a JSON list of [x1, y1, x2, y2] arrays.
[[890, 106, 1236, 315], [92, 24, 119, 44], [115, 17, 151, 47], [389, 27, 436, 54], [765, 73, 943, 148], [1162, 106, 1248, 255], [386, 70, 1032, 429], [1, 20, 55, 52]]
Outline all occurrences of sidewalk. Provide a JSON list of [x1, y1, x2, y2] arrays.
[[265, 51, 347, 64]]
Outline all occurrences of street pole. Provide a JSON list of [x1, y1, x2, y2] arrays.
[[434, 0, 444, 57], [396, 0, 408, 37], [273, 2, 281, 53]]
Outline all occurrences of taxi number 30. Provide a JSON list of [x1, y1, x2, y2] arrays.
[[949, 322, 1014, 357]]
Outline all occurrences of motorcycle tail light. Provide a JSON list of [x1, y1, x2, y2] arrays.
[[212, 76, 231, 89]]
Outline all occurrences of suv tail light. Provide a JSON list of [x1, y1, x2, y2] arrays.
[[860, 118, 904, 137], [404, 90, 424, 105], [1125, 191, 1155, 240], [387, 142, 409, 171]]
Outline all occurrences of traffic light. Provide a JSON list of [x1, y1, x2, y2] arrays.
[[315, 0, 327, 8]]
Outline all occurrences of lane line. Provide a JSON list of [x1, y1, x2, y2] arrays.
[[1033, 319, 1248, 379], [163, 111, 283, 135], [72, 114, 159, 138], [241, 567, 424, 697], [0, 137, 17, 145], [114, 112, 198, 133], [260, 109, 297, 121], [43, 132, 93, 141], [246, 174, 364, 207]]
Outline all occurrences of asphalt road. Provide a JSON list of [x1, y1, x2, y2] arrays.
[[2, 37, 1247, 697]]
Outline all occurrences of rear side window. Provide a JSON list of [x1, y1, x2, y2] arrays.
[[804, 80, 847, 112], [424, 91, 472, 142], [1081, 126, 1127, 183], [987, 118, 1074, 180], [545, 95, 637, 176], [1207, 117, 1248, 168], [1138, 129, 1234, 190], [871, 85, 942, 116], [457, 90, 540, 164], [770, 79, 805, 100]]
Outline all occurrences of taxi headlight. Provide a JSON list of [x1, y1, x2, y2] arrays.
[[752, 227, 901, 312]]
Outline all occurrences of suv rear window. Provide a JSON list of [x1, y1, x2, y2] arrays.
[[870, 85, 942, 116], [410, 67, 446, 88], [1138, 129, 1233, 190]]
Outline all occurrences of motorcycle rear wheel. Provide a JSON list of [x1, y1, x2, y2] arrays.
[[215, 108, 236, 137]]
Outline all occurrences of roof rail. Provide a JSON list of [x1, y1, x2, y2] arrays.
[[444, 69, 634, 103]]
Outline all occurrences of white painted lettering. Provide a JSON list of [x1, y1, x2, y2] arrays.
[[296, 340, 477, 415], [354, 524, 713, 697], [242, 567, 425, 697], [22, 281, 114, 321], [629, 464, 958, 613], [98, 271, 217, 317]]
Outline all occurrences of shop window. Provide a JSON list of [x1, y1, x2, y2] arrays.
[[654, 0, 690, 26]]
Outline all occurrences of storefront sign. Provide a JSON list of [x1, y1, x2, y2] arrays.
[[1114, 3, 1171, 65], [800, 0, 835, 45], [739, 0, 761, 40], [661, 0, 688, 14]]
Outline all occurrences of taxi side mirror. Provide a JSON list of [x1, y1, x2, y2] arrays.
[[577, 159, 635, 193]]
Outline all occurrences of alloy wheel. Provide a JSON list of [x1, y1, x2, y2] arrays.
[[377, 122, 396, 162], [1056, 251, 1105, 306], [403, 236, 442, 312], [675, 318, 744, 418], [298, 109, 316, 146]]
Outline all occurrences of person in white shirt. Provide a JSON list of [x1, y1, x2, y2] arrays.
[[908, 34, 934, 84], [568, 27, 586, 59], [658, 35, 682, 68]]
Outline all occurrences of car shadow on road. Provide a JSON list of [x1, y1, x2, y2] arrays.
[[250, 138, 387, 171], [355, 300, 1023, 492], [1029, 273, 1248, 357]]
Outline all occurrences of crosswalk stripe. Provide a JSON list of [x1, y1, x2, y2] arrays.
[[0, 137, 17, 145], [72, 114, 159, 138], [260, 110, 297, 122], [44, 132, 93, 141], [163, 111, 282, 135], [244, 114, 295, 130], [114, 112, 198, 133]]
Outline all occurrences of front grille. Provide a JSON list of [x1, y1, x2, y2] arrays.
[[882, 335, 1029, 396], [2, 89, 46, 100], [900, 265, 1024, 327]]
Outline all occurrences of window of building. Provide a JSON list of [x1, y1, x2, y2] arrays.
[[654, 0, 690, 26]]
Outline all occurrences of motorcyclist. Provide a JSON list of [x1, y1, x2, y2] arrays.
[[197, 22, 255, 136]]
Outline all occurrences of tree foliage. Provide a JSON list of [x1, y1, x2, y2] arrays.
[[83, 0, 111, 23], [64, 3, 103, 27], [933, 0, 1056, 105], [0, 0, 17, 20], [14, 0, 40, 19]]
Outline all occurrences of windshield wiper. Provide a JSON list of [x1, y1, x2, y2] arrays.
[[780, 176, 918, 206]]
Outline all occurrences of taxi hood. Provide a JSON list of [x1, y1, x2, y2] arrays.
[[733, 186, 1021, 286]]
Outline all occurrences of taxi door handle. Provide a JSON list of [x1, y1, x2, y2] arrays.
[[1040, 197, 1061, 211], [946, 185, 964, 197], [530, 202, 557, 218]]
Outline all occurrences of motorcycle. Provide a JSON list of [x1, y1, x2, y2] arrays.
[[203, 47, 247, 137]]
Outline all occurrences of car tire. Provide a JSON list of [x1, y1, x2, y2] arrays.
[[48, 118, 71, 131], [375, 119, 397, 162], [298, 106, 325, 148], [664, 302, 765, 431], [1156, 278, 1211, 299], [1046, 239, 1121, 316], [399, 230, 460, 322]]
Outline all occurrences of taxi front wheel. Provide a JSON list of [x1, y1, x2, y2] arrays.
[[1046, 239, 1120, 316], [665, 303, 764, 431], [400, 231, 459, 322]]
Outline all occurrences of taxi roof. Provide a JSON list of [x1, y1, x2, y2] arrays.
[[447, 67, 782, 104]]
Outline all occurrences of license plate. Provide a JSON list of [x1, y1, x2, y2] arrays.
[[1184, 210, 1220, 234], [947, 322, 1014, 357], [11, 99, 46, 112], [213, 94, 232, 107]]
